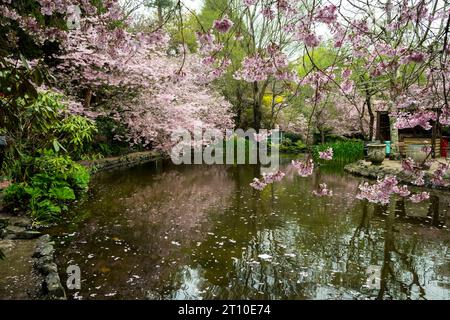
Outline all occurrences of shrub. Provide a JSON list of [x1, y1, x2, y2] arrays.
[[88, 116, 132, 157], [55, 115, 98, 159], [3, 150, 90, 222], [278, 138, 307, 153]]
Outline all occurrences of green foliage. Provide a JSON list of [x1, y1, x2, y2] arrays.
[[278, 138, 307, 154], [322, 134, 355, 143], [0, 60, 55, 161], [3, 150, 90, 222], [80, 152, 104, 161], [282, 132, 304, 141], [167, 14, 199, 53], [1, 89, 98, 185], [85, 116, 130, 157], [1, 89, 98, 168], [297, 46, 339, 77], [0, 11, 95, 223], [55, 115, 98, 157], [313, 141, 364, 164], [97, 142, 113, 156]]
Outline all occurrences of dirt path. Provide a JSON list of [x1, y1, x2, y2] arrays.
[[0, 239, 43, 299]]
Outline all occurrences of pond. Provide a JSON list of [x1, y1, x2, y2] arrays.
[[48, 157, 450, 300]]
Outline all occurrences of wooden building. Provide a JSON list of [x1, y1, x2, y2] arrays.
[[376, 111, 445, 158]]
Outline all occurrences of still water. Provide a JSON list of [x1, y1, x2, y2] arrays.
[[49, 157, 450, 300]]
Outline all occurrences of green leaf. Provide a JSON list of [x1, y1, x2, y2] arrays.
[[35, 200, 62, 215], [52, 139, 67, 153], [19, 54, 31, 71], [53, 139, 60, 152], [31, 68, 43, 86], [49, 186, 75, 201]]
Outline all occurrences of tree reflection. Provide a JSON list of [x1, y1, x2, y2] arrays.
[[354, 197, 448, 300], [52, 160, 449, 300], [376, 200, 426, 299]]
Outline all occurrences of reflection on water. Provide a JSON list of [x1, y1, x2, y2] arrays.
[[49, 159, 450, 300]]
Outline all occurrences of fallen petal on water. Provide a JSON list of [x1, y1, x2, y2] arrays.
[[258, 254, 272, 260]]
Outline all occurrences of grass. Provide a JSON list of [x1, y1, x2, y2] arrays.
[[313, 140, 364, 165]]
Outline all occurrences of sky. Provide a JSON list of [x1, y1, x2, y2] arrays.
[[184, 0, 204, 12], [120, 0, 204, 18]]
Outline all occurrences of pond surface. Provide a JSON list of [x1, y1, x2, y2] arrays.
[[49, 158, 450, 300]]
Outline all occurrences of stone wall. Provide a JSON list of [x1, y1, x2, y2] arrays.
[[33, 235, 66, 300], [80, 151, 162, 174], [0, 215, 41, 240], [0, 216, 65, 299], [344, 160, 449, 189]]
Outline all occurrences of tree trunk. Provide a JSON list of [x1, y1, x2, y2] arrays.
[[431, 110, 442, 159], [83, 88, 92, 109], [253, 100, 262, 132], [369, 112, 375, 142], [234, 86, 243, 128], [377, 198, 395, 300], [389, 117, 400, 159], [366, 98, 375, 141], [235, 106, 242, 129], [252, 81, 262, 132], [362, 80, 375, 141], [157, 4, 163, 25]]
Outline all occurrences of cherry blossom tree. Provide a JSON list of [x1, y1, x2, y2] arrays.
[[2, 0, 449, 203], [215, 0, 450, 201], [1, 0, 235, 153], [110, 55, 234, 151], [335, 0, 450, 156]]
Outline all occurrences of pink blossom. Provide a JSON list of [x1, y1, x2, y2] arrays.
[[409, 192, 430, 203], [250, 170, 286, 190], [243, 0, 257, 6], [357, 176, 400, 205], [233, 49, 293, 82], [201, 56, 216, 66], [39, 0, 55, 15], [393, 185, 411, 197], [341, 79, 354, 94], [319, 148, 333, 161], [292, 159, 314, 177], [342, 68, 352, 78], [412, 171, 426, 186], [315, 5, 338, 24], [234, 55, 271, 82], [313, 183, 333, 197], [422, 146, 432, 155], [253, 132, 269, 142], [332, 27, 346, 48], [263, 170, 286, 184], [394, 110, 436, 130], [401, 158, 416, 172], [112, 55, 234, 151], [213, 16, 234, 33], [440, 108, 450, 126], [196, 31, 215, 47], [262, 7, 275, 20], [304, 33, 320, 47], [431, 162, 449, 187], [400, 52, 425, 64], [250, 178, 267, 191]]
